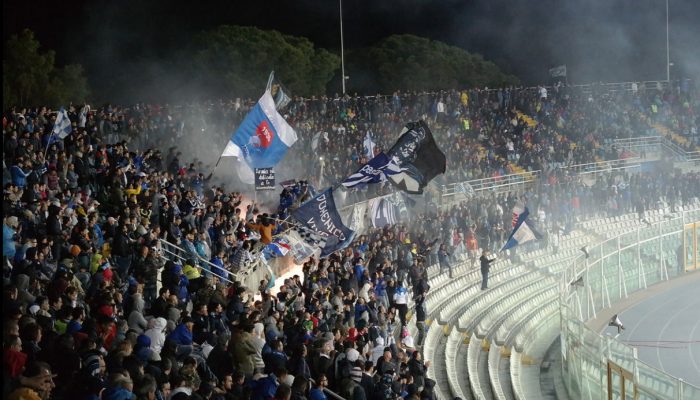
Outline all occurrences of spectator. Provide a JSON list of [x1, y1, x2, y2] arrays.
[[480, 250, 497, 290]]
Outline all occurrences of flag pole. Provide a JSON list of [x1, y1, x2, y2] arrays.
[[210, 153, 224, 176], [43, 128, 57, 161]]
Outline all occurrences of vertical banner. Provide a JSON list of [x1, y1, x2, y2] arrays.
[[349, 202, 368, 234]]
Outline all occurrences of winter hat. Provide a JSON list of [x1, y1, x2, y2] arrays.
[[136, 334, 151, 349], [82, 351, 102, 377]]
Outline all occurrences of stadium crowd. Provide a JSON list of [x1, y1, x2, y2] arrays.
[[3, 80, 699, 400]]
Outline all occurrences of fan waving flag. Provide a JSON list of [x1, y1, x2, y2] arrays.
[[291, 188, 355, 258], [386, 120, 446, 194], [53, 107, 73, 139], [221, 81, 297, 183], [500, 208, 542, 251], [341, 152, 401, 188]]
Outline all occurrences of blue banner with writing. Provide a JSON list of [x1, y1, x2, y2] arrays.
[[292, 188, 355, 257]]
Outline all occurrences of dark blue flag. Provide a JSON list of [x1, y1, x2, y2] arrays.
[[341, 152, 401, 188], [292, 188, 355, 258], [386, 120, 446, 194]]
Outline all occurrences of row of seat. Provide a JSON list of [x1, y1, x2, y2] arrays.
[[414, 244, 563, 399], [409, 202, 699, 400], [510, 309, 560, 399]]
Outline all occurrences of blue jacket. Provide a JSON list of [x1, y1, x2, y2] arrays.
[[250, 373, 279, 400], [353, 264, 365, 283], [374, 278, 387, 297], [101, 386, 135, 400], [3, 224, 17, 258], [93, 224, 105, 248], [310, 387, 327, 400], [167, 323, 193, 345], [210, 256, 227, 280], [10, 165, 31, 188]]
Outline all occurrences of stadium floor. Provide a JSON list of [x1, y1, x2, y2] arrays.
[[612, 273, 700, 387]]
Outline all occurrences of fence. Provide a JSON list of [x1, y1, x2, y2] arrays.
[[157, 238, 271, 293], [560, 207, 700, 399], [613, 136, 700, 163], [558, 157, 642, 178], [440, 170, 540, 205]]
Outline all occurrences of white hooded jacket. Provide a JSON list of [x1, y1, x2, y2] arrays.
[[145, 317, 167, 354]]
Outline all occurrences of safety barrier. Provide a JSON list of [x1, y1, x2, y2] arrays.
[[440, 171, 540, 203], [560, 207, 700, 399], [558, 157, 642, 178], [157, 238, 270, 291], [613, 136, 700, 163]]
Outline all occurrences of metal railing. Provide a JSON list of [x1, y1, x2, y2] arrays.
[[558, 157, 642, 177], [560, 207, 700, 399], [157, 238, 278, 294], [613, 136, 700, 163], [158, 239, 239, 285], [567, 80, 671, 95], [441, 170, 540, 200]]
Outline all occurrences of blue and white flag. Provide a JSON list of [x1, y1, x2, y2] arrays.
[[262, 236, 292, 260], [52, 107, 73, 139], [285, 230, 319, 264], [363, 131, 376, 159], [500, 208, 542, 251], [341, 152, 401, 188], [292, 188, 355, 258], [221, 89, 297, 183]]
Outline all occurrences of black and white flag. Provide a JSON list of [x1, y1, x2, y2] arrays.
[[369, 197, 397, 228], [368, 193, 414, 228], [386, 120, 446, 194]]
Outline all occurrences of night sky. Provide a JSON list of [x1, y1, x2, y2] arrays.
[[4, 0, 699, 87]]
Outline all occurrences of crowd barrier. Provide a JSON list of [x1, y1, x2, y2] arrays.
[[613, 136, 700, 163], [560, 207, 700, 399]]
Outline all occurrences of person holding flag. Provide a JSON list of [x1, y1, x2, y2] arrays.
[[480, 249, 497, 290], [44, 107, 73, 156]]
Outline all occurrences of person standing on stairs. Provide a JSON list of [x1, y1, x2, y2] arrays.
[[480, 250, 496, 290]]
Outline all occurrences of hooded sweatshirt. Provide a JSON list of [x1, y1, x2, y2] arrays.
[[128, 293, 149, 333], [145, 317, 167, 353]]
